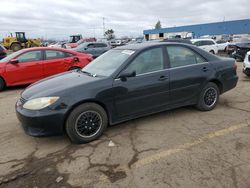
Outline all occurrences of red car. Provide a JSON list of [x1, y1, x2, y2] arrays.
[[0, 47, 93, 90]]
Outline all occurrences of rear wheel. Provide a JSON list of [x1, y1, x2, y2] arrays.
[[10, 43, 22, 52], [65, 103, 108, 144], [0, 78, 5, 91], [196, 82, 219, 111], [30, 43, 39, 48]]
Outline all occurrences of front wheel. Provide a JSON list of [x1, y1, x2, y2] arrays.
[[65, 103, 108, 144], [0, 78, 5, 91], [196, 82, 219, 111], [10, 43, 22, 52]]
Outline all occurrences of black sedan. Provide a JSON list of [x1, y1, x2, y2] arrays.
[[16, 42, 238, 143]]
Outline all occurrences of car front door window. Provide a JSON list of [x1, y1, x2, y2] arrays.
[[17, 51, 42, 63], [125, 47, 164, 75]]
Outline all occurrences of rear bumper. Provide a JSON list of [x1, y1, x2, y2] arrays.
[[221, 75, 238, 94]]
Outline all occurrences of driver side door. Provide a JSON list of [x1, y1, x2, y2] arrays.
[[5, 50, 44, 85], [113, 47, 170, 119]]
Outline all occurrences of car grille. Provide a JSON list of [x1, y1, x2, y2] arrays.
[[20, 97, 27, 104]]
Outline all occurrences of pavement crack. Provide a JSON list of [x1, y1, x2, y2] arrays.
[[231, 166, 238, 188]]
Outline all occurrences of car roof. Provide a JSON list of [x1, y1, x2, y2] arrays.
[[115, 41, 193, 51], [20, 47, 75, 53], [191, 39, 215, 42]]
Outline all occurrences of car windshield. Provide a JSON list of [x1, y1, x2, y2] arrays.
[[0, 50, 24, 63], [82, 49, 134, 77]]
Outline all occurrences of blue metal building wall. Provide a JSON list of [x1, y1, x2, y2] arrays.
[[143, 19, 250, 36]]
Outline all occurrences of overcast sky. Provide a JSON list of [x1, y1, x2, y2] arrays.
[[0, 0, 249, 40]]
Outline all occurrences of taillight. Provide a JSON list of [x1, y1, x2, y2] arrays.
[[233, 62, 237, 70]]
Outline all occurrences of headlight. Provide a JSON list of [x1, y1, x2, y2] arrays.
[[23, 97, 59, 110]]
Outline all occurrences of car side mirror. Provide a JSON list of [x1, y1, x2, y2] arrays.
[[9, 59, 19, 64], [119, 70, 136, 81]]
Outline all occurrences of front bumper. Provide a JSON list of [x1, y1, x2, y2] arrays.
[[16, 103, 66, 137]]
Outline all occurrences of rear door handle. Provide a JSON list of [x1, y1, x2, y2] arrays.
[[202, 67, 209, 72], [158, 75, 168, 81]]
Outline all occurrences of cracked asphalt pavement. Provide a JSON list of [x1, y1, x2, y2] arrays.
[[0, 62, 250, 188]]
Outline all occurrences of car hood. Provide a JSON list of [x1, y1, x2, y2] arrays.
[[22, 71, 104, 100], [234, 43, 250, 48]]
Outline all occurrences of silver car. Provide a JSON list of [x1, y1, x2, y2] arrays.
[[73, 42, 111, 58]]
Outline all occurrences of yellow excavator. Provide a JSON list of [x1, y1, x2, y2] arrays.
[[2, 32, 41, 52]]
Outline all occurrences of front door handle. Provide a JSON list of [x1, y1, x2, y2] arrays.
[[158, 75, 168, 81]]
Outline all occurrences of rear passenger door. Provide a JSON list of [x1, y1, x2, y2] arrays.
[[166, 45, 213, 105], [43, 50, 69, 77]]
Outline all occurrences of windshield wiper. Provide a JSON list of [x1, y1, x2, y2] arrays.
[[81, 70, 100, 77]]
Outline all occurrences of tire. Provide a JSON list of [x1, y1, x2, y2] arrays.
[[65, 103, 108, 144], [30, 44, 38, 48], [196, 82, 219, 111], [209, 50, 215, 54], [0, 78, 5, 91], [10, 43, 22, 52]]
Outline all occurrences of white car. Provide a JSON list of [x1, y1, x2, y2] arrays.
[[216, 40, 230, 51], [191, 39, 219, 54], [243, 51, 250, 76]]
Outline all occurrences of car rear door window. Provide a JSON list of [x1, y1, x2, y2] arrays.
[[166, 46, 206, 68], [201, 40, 215, 46], [17, 51, 42, 63], [194, 41, 201, 46], [125, 47, 164, 75], [65, 52, 75, 57], [45, 50, 66, 60], [94, 43, 107, 48]]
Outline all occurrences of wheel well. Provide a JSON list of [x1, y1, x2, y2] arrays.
[[63, 100, 110, 132], [10, 42, 21, 47], [209, 79, 223, 94], [0, 76, 6, 87], [68, 66, 81, 71]]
